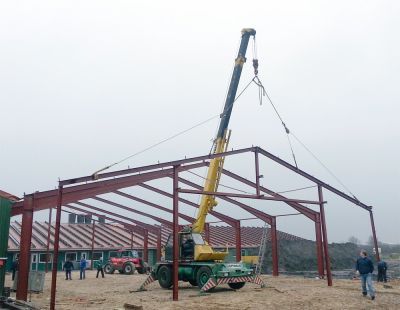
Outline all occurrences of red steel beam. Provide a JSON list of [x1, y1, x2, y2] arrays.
[[318, 186, 332, 286], [205, 223, 210, 244], [11, 162, 206, 216], [235, 220, 241, 262], [60, 147, 254, 186], [64, 205, 156, 245], [157, 228, 162, 261], [143, 229, 149, 262], [178, 188, 323, 205], [256, 147, 372, 211], [50, 186, 63, 310], [369, 211, 380, 261], [69, 202, 158, 235], [92, 196, 172, 228], [16, 195, 34, 301], [255, 149, 261, 196], [91, 221, 96, 270], [139, 183, 238, 227], [178, 177, 274, 225], [221, 168, 318, 221], [45, 207, 53, 273], [315, 214, 324, 278], [172, 166, 179, 301], [270, 217, 279, 276], [113, 190, 195, 223]]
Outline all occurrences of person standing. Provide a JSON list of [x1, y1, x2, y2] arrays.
[[355, 250, 375, 300], [11, 257, 19, 281], [377, 260, 388, 283], [63, 259, 73, 280], [79, 256, 87, 280], [96, 258, 104, 278]]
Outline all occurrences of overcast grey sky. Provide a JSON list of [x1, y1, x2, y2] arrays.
[[1, 1, 399, 244]]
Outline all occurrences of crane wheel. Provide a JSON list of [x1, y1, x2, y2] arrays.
[[157, 265, 173, 289], [196, 266, 212, 289], [228, 282, 245, 290]]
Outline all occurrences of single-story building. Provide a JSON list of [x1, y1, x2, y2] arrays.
[[6, 221, 304, 272]]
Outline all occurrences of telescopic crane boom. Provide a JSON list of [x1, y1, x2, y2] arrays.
[[192, 28, 256, 233]]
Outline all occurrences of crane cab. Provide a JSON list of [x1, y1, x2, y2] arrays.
[[163, 229, 228, 262]]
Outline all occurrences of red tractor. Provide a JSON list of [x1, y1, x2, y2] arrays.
[[103, 250, 149, 275]]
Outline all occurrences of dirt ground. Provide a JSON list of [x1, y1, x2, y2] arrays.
[[4, 271, 400, 309]]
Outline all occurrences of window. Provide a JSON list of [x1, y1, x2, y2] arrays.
[[65, 252, 77, 262], [92, 252, 103, 260], [109, 251, 118, 258], [39, 253, 52, 263], [80, 252, 87, 260]]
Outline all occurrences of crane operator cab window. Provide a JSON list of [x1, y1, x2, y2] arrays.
[[181, 234, 195, 259]]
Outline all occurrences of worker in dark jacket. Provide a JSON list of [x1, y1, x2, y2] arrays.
[[63, 259, 73, 280], [377, 260, 388, 282], [355, 250, 375, 300], [96, 258, 105, 278], [11, 258, 19, 281]]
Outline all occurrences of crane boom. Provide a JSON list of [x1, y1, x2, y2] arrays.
[[192, 28, 256, 233]]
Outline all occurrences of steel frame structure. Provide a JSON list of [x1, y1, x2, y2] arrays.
[[10, 146, 379, 306]]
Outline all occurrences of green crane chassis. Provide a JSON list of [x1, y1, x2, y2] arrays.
[[138, 261, 265, 293]]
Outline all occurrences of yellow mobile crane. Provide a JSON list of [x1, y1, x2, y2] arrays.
[[140, 29, 265, 292]]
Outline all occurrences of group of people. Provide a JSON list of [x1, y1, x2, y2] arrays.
[[355, 250, 389, 301], [63, 257, 105, 280]]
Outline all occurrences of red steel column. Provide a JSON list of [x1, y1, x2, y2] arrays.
[[157, 228, 162, 261], [315, 214, 324, 278], [172, 165, 179, 301], [130, 230, 134, 250], [205, 223, 210, 244], [235, 220, 241, 262], [16, 194, 34, 301], [270, 217, 279, 276], [318, 185, 332, 286], [143, 229, 149, 262], [90, 220, 96, 270], [45, 207, 53, 273], [50, 185, 63, 310], [255, 150, 261, 196], [369, 211, 380, 261]]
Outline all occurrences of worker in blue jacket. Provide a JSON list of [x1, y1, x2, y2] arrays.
[[79, 257, 87, 280], [377, 260, 388, 282], [355, 250, 375, 300]]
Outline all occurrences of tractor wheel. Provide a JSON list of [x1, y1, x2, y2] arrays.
[[157, 265, 172, 289], [104, 263, 114, 274], [196, 266, 212, 289], [123, 263, 135, 275], [189, 279, 198, 287], [228, 282, 246, 290]]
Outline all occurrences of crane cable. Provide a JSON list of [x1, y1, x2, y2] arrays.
[[251, 36, 299, 169], [91, 76, 257, 178], [250, 38, 359, 201]]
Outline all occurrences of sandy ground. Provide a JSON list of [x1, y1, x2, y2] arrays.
[[4, 271, 400, 309]]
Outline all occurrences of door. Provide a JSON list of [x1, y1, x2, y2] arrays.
[[31, 253, 38, 271]]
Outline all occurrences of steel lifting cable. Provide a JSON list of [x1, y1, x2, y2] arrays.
[[91, 76, 258, 177], [251, 72, 299, 168], [254, 77, 358, 200]]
